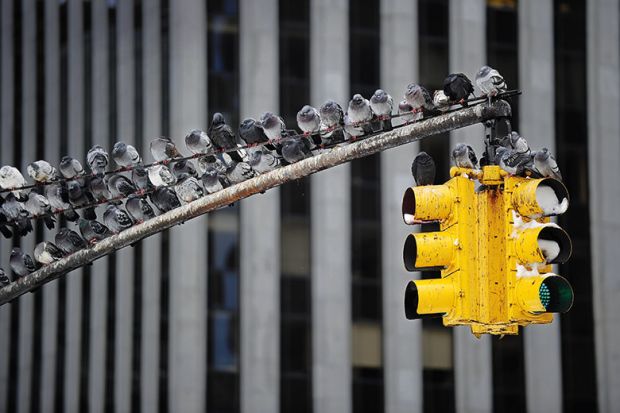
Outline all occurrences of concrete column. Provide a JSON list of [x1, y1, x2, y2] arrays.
[[140, 0, 163, 411], [310, 1, 351, 412], [115, 2, 135, 411], [89, 1, 109, 412], [380, 1, 422, 413], [40, 0, 61, 410], [168, 1, 208, 411], [17, 1, 37, 412], [518, 2, 563, 412], [239, 0, 280, 412], [587, 1, 620, 412], [449, 2, 492, 413], [0, 0, 14, 410], [65, 1, 85, 411]]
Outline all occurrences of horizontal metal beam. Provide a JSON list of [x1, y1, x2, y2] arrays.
[[0, 100, 511, 305]]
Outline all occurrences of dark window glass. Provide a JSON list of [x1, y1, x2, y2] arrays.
[[423, 369, 456, 412], [352, 367, 384, 413]]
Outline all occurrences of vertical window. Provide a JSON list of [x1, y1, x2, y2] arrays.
[[279, 1, 313, 412], [554, 1, 597, 411], [418, 1, 456, 411], [207, 1, 241, 412], [350, 0, 384, 412]]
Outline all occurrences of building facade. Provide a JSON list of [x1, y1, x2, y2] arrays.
[[0, 0, 618, 412]]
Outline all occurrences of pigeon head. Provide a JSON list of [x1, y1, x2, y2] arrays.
[[350, 94, 365, 108], [259, 112, 279, 130], [452, 143, 468, 158], [0, 166, 14, 180], [297, 105, 316, 122], [113, 142, 127, 154], [415, 151, 433, 166], [67, 180, 82, 195], [239, 118, 257, 131], [212, 112, 226, 126], [371, 89, 388, 104], [476, 65, 492, 78], [494, 146, 510, 163], [10, 247, 22, 255], [405, 84, 422, 100], [28, 162, 40, 172], [320, 100, 339, 114]]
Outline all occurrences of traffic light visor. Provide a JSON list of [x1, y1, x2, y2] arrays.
[[516, 274, 574, 313], [402, 185, 453, 224], [511, 178, 569, 218], [515, 226, 572, 265]]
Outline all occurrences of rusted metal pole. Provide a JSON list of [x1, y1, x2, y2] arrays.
[[0, 100, 511, 305]]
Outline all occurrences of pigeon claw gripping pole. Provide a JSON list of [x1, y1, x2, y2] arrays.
[[402, 165, 574, 336]]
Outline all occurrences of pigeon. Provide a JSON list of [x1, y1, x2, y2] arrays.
[[10, 247, 37, 277], [59, 156, 85, 179], [475, 65, 507, 99], [88, 175, 112, 202], [0, 166, 29, 200], [67, 179, 97, 220], [23, 191, 56, 229], [258, 112, 287, 142], [534, 148, 562, 181], [495, 147, 531, 176], [318, 100, 346, 145], [0, 210, 12, 239], [107, 174, 137, 199], [411, 152, 436, 186], [55, 228, 88, 255], [404, 84, 434, 113], [46, 183, 79, 221], [0, 268, 11, 286], [175, 176, 204, 204], [185, 129, 214, 155], [197, 153, 228, 176], [397, 100, 421, 124], [2, 193, 33, 236], [297, 105, 322, 138], [103, 204, 134, 234], [111, 141, 141, 168], [370, 89, 394, 131], [433, 90, 451, 112], [208, 113, 244, 162], [150, 137, 182, 163], [344, 114, 368, 140], [222, 153, 255, 184], [238, 118, 270, 147], [125, 194, 156, 224], [443, 73, 475, 104], [201, 166, 228, 194], [86, 145, 110, 175], [505, 131, 530, 154], [33, 241, 65, 265], [149, 187, 181, 213], [172, 159, 198, 180], [27, 160, 58, 183], [347, 94, 374, 136], [148, 164, 177, 187], [247, 147, 280, 174], [281, 137, 312, 164], [79, 218, 112, 244], [131, 166, 150, 195], [452, 143, 478, 169]]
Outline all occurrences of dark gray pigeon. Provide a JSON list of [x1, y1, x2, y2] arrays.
[[103, 204, 134, 234], [55, 228, 88, 255], [86, 145, 110, 175], [59, 156, 85, 179], [79, 218, 112, 244], [33, 241, 65, 265], [107, 174, 137, 200], [222, 152, 255, 184], [175, 176, 204, 204], [0, 268, 11, 286], [125, 194, 156, 224], [534, 148, 562, 181], [131, 166, 150, 195], [10, 247, 37, 277], [67, 180, 97, 220], [88, 175, 112, 202], [247, 148, 280, 174], [46, 183, 79, 221], [319, 100, 345, 131], [281, 137, 312, 164], [452, 143, 478, 169], [495, 147, 530, 176], [172, 159, 198, 180], [2, 193, 33, 236], [150, 137, 182, 163], [443, 73, 474, 104], [23, 191, 55, 229], [27, 160, 58, 183], [239, 118, 270, 147], [201, 167, 228, 194], [149, 187, 181, 213], [208, 113, 244, 162], [112, 141, 141, 168], [185, 129, 214, 155], [411, 152, 436, 186]]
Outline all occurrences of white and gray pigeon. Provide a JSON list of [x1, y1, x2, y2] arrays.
[[149, 187, 181, 213], [247, 147, 280, 174], [347, 94, 374, 135], [46, 183, 79, 221], [452, 143, 478, 169], [411, 152, 436, 186], [103, 204, 134, 234], [107, 174, 137, 200], [148, 164, 177, 188], [0, 166, 29, 200], [55, 228, 88, 255], [201, 165, 228, 194], [224, 159, 255, 185], [23, 191, 55, 229], [397, 100, 421, 124], [258, 112, 287, 142], [534, 148, 562, 181], [111, 141, 141, 168], [185, 129, 214, 155], [404, 84, 435, 113], [87, 145, 110, 176], [131, 166, 150, 195], [0, 268, 11, 286], [150, 137, 182, 163], [318, 100, 346, 145], [125, 195, 156, 224], [370, 89, 394, 132], [208, 113, 245, 162], [495, 146, 531, 176], [296, 105, 321, 136], [10, 247, 37, 277], [475, 65, 507, 99], [33, 241, 65, 265], [281, 137, 312, 164], [344, 113, 366, 140], [59, 156, 85, 179], [27, 160, 58, 183], [506, 131, 530, 154], [433, 90, 451, 112], [2, 193, 33, 236], [79, 217, 112, 244], [175, 176, 204, 204]]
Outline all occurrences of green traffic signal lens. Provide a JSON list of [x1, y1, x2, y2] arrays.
[[540, 276, 574, 313], [539, 283, 551, 308]]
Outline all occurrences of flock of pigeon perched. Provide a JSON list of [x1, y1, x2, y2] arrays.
[[0, 64, 560, 286]]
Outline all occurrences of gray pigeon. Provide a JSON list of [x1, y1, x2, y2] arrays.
[[46, 183, 79, 221], [319, 100, 345, 131], [27, 160, 58, 183], [148, 165, 177, 188], [344, 114, 366, 140], [55, 228, 88, 255], [281, 137, 312, 164], [0, 166, 29, 200], [370, 89, 394, 131], [347, 94, 374, 135], [534, 148, 562, 181], [59, 156, 85, 179], [297, 105, 321, 136], [149, 187, 181, 213], [258, 112, 287, 142], [452, 143, 478, 169], [103, 204, 134, 234], [172, 159, 198, 180], [0, 268, 11, 286], [247, 148, 280, 174], [150, 137, 182, 163], [496, 147, 531, 176], [404, 83, 435, 113], [33, 241, 65, 265], [2, 193, 33, 236], [185, 129, 214, 155], [433, 90, 451, 112], [79, 218, 112, 244], [475, 65, 507, 100], [201, 167, 228, 194], [131, 166, 150, 195], [239, 118, 270, 147], [224, 157, 255, 185], [10, 247, 37, 277], [505, 131, 530, 154], [107, 174, 137, 199], [411, 152, 436, 186], [208, 113, 244, 162], [175, 176, 204, 204], [125, 195, 156, 224], [88, 175, 112, 202], [111, 141, 141, 168], [23, 191, 55, 229], [86, 145, 110, 175], [67, 180, 97, 220]]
